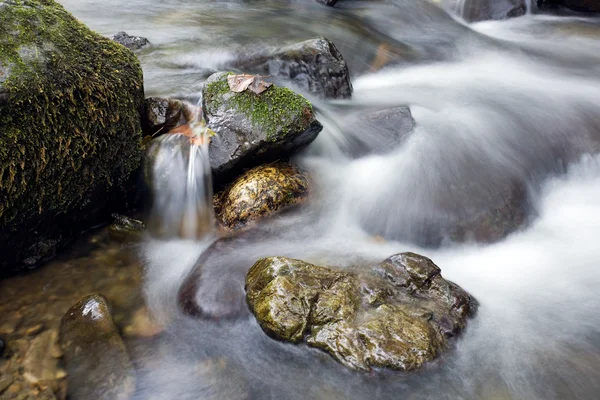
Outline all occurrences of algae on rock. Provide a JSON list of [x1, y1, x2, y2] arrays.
[[246, 253, 475, 372], [0, 0, 145, 274]]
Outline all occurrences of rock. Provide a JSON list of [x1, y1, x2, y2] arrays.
[[214, 162, 309, 230], [110, 31, 150, 51], [0, 336, 5, 357], [109, 213, 146, 241], [539, 0, 600, 12], [459, 0, 528, 22], [233, 37, 352, 99], [246, 253, 474, 372], [60, 294, 136, 400], [318, 0, 339, 5], [0, 0, 145, 275], [24, 323, 44, 336], [142, 97, 200, 136], [123, 307, 164, 338], [339, 106, 415, 157], [23, 329, 61, 384], [202, 72, 322, 183]]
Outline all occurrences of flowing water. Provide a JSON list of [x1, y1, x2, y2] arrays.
[[5, 0, 600, 399]]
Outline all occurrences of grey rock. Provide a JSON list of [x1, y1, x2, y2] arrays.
[[233, 37, 352, 99], [110, 31, 150, 51], [460, 0, 528, 22]]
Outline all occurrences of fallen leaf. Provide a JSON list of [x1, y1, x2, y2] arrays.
[[227, 73, 273, 94]]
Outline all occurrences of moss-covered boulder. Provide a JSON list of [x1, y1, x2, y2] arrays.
[[202, 72, 322, 183], [233, 37, 352, 99], [60, 294, 136, 400], [0, 0, 145, 274], [246, 253, 475, 372], [214, 162, 309, 230]]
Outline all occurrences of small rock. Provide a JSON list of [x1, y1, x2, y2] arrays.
[[203, 71, 322, 183], [246, 253, 475, 372], [24, 323, 44, 336], [142, 97, 200, 136], [214, 162, 309, 230], [233, 37, 352, 99], [317, 0, 339, 5], [23, 329, 61, 383], [109, 214, 146, 241], [60, 294, 136, 400], [0, 336, 5, 357], [110, 31, 150, 50]]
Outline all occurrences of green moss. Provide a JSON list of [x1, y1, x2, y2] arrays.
[[0, 0, 144, 230], [203, 72, 314, 142]]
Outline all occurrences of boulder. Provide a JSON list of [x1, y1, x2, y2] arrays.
[[246, 253, 474, 372], [233, 37, 352, 99], [459, 0, 528, 22], [0, 0, 145, 275], [60, 294, 136, 400], [202, 72, 322, 183], [110, 31, 150, 51], [214, 162, 309, 230]]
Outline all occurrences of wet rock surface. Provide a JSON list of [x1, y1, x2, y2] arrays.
[[110, 31, 150, 50], [60, 294, 136, 400], [460, 0, 527, 22], [214, 162, 309, 230], [540, 0, 600, 12], [246, 253, 475, 371], [202, 72, 322, 183], [233, 37, 352, 99], [142, 97, 200, 136]]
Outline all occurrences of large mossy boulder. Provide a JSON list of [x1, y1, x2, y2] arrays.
[[233, 37, 352, 99], [60, 294, 136, 400], [0, 0, 144, 274], [246, 253, 475, 372], [214, 162, 309, 230], [202, 72, 322, 183]]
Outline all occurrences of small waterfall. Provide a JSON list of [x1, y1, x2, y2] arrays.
[[146, 110, 214, 240]]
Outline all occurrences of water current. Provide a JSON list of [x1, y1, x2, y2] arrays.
[[51, 1, 600, 398]]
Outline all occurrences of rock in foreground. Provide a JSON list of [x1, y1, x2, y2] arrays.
[[60, 295, 136, 400], [202, 72, 322, 182], [234, 37, 352, 99], [214, 162, 309, 230], [246, 253, 474, 371], [0, 0, 144, 274]]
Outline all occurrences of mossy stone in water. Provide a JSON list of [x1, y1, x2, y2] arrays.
[[202, 71, 322, 182], [246, 253, 475, 372], [214, 162, 309, 230], [0, 0, 145, 274], [60, 294, 136, 400]]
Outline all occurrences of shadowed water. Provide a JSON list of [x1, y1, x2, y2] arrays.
[[43, 0, 600, 398]]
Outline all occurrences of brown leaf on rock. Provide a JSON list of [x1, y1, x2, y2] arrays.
[[227, 73, 273, 94]]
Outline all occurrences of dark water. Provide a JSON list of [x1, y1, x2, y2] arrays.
[[3, 1, 600, 399]]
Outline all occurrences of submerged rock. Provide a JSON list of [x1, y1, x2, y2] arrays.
[[234, 37, 352, 99], [246, 253, 474, 372], [339, 106, 415, 157], [202, 72, 322, 183], [110, 31, 150, 51], [214, 162, 309, 230], [0, 0, 144, 275], [109, 213, 146, 241], [60, 294, 136, 400], [459, 0, 528, 22]]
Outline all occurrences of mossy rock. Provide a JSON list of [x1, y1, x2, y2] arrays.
[[214, 162, 309, 230], [246, 253, 475, 372], [60, 294, 136, 400], [202, 71, 322, 183], [0, 0, 145, 274]]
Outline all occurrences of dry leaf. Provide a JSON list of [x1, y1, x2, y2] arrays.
[[227, 73, 273, 94]]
